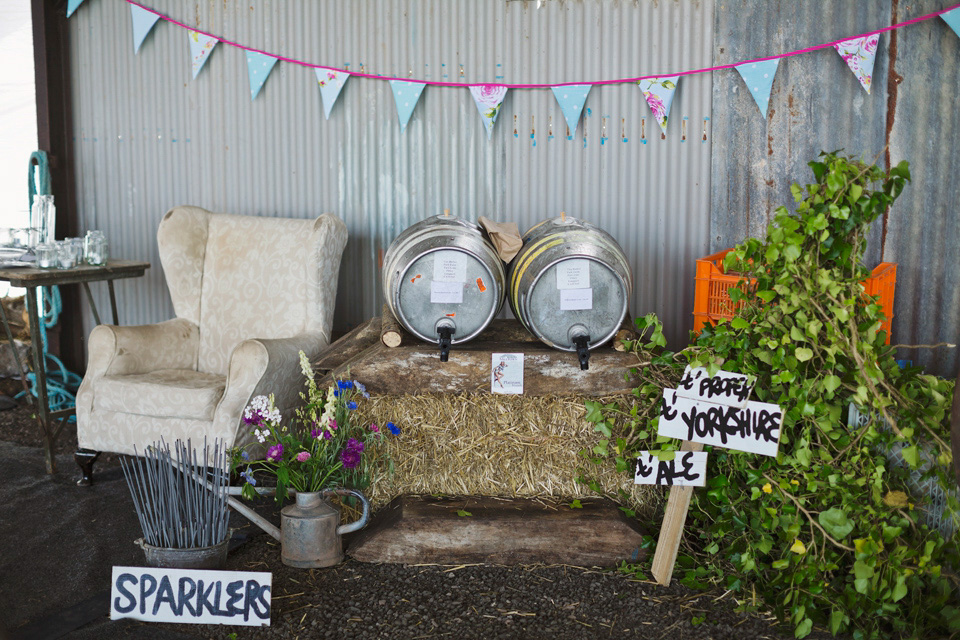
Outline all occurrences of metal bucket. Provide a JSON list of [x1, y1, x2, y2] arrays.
[[382, 212, 505, 360], [508, 215, 632, 369], [137, 537, 229, 570]]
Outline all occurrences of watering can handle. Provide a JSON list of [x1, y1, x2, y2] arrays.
[[320, 488, 370, 535]]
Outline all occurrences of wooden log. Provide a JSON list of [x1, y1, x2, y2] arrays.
[[651, 440, 705, 586], [347, 495, 647, 567], [380, 304, 404, 348], [314, 317, 381, 373], [471, 318, 539, 345], [320, 340, 639, 396], [316, 342, 383, 389]]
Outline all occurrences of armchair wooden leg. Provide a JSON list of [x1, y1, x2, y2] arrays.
[[75, 449, 101, 486]]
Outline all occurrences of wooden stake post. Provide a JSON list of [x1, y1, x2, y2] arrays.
[[651, 440, 704, 586]]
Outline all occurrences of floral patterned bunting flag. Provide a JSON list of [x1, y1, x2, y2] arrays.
[[942, 7, 960, 39], [469, 85, 508, 139], [551, 85, 592, 135], [246, 51, 278, 100], [188, 31, 219, 79], [130, 5, 161, 55], [315, 69, 351, 120], [735, 59, 780, 117], [834, 34, 879, 94], [637, 76, 679, 134], [389, 80, 427, 132], [66, 0, 84, 18]]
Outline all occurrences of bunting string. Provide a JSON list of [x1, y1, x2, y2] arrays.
[[120, 0, 959, 88]]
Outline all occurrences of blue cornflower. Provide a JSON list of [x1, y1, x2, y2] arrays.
[[240, 450, 250, 461], [333, 390, 341, 397], [337, 380, 354, 390], [387, 422, 401, 435], [240, 467, 257, 486], [354, 381, 370, 399], [347, 401, 358, 410]]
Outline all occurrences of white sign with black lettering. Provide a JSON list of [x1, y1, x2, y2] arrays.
[[658, 389, 782, 457], [433, 250, 468, 283], [491, 353, 523, 394], [675, 366, 754, 409], [110, 566, 272, 626], [559, 288, 593, 311], [634, 451, 708, 487], [430, 281, 463, 304], [556, 259, 591, 290]]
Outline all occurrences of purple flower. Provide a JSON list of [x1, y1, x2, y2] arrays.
[[370, 423, 379, 432], [240, 450, 250, 461], [266, 444, 284, 461], [329, 418, 338, 431], [346, 437, 365, 453], [340, 448, 361, 469], [296, 451, 311, 462], [311, 428, 323, 439], [347, 401, 358, 410], [387, 422, 401, 436], [323, 431, 332, 440]]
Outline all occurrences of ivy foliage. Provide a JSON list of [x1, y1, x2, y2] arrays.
[[585, 152, 958, 638]]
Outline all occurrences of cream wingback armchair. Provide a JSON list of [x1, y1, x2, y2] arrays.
[[74, 206, 348, 485]]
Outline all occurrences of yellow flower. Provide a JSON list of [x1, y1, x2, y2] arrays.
[[762, 482, 772, 494], [790, 479, 799, 486], [883, 490, 909, 508], [790, 539, 807, 554]]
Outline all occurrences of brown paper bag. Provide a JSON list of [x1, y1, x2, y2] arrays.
[[478, 216, 522, 263]]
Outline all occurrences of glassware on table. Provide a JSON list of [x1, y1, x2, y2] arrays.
[[35, 243, 58, 268], [56, 240, 82, 269], [83, 230, 108, 265], [30, 195, 56, 245]]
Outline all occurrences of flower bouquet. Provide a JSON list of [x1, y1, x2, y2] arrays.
[[232, 352, 398, 503]]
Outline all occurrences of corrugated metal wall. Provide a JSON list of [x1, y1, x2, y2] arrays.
[[712, 0, 960, 377], [68, 0, 714, 350]]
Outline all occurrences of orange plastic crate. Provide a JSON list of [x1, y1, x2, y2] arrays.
[[692, 249, 896, 344]]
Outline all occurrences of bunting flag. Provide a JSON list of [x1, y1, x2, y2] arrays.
[[735, 59, 780, 117], [942, 7, 960, 38], [130, 5, 161, 55], [246, 51, 278, 100], [316, 69, 350, 120], [469, 85, 508, 139], [834, 34, 880, 94], [638, 76, 679, 134], [66, 0, 84, 18], [551, 85, 592, 135], [389, 80, 426, 132], [188, 31, 219, 79]]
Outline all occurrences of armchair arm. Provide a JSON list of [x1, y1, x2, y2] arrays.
[[214, 331, 330, 449], [85, 318, 200, 379]]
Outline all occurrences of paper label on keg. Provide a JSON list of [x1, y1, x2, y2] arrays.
[[556, 259, 591, 290], [491, 353, 523, 395], [430, 281, 463, 304], [560, 288, 593, 311], [433, 250, 468, 283]]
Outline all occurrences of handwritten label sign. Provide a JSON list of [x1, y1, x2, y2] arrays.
[[658, 389, 782, 457], [433, 250, 468, 283], [491, 353, 524, 394], [430, 281, 463, 304], [559, 288, 593, 311], [675, 366, 754, 408], [556, 259, 591, 290], [110, 567, 272, 626], [634, 451, 708, 487]]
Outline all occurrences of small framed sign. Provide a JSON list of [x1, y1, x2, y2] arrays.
[[110, 567, 272, 626], [491, 353, 524, 394]]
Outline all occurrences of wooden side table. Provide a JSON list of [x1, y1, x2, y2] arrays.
[[0, 260, 150, 473]]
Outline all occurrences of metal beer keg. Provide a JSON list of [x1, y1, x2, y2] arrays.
[[508, 214, 632, 369], [382, 211, 506, 360]]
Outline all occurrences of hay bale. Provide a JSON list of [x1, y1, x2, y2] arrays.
[[355, 393, 660, 516]]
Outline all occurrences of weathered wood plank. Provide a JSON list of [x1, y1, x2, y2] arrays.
[[314, 318, 381, 373], [347, 496, 647, 567], [380, 304, 404, 348], [651, 440, 705, 586], [319, 339, 641, 396]]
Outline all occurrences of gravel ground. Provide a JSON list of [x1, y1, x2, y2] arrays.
[[0, 396, 841, 640]]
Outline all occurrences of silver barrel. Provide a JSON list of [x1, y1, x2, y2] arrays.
[[508, 215, 632, 369], [382, 213, 505, 357]]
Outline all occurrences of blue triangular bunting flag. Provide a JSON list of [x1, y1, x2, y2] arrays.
[[131, 5, 161, 55], [735, 59, 780, 117], [469, 85, 508, 139], [188, 31, 219, 79], [942, 7, 960, 39], [246, 51, 279, 100], [637, 76, 679, 134], [551, 85, 591, 135], [834, 34, 879, 94], [66, 0, 84, 17], [389, 80, 426, 132], [315, 69, 350, 120]]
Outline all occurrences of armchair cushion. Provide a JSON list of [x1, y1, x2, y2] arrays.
[[94, 369, 225, 421]]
